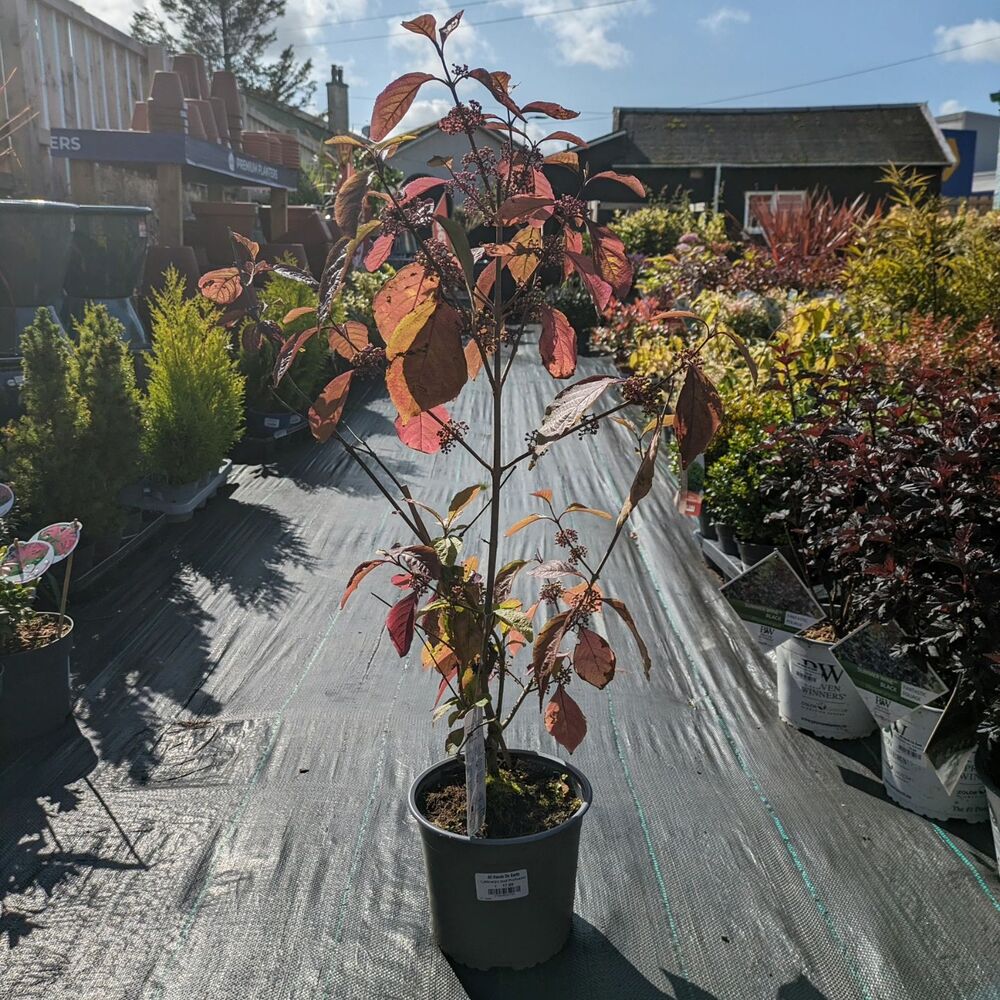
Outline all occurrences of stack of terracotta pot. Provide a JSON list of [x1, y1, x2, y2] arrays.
[[240, 131, 299, 168], [210, 71, 244, 152], [187, 201, 262, 266], [146, 72, 188, 134]]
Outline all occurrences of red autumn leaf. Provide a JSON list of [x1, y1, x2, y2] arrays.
[[282, 305, 316, 324], [566, 251, 613, 312], [468, 68, 523, 118], [465, 339, 485, 381], [544, 150, 579, 172], [341, 558, 386, 608], [588, 223, 633, 298], [386, 303, 467, 422], [674, 364, 723, 470], [532, 612, 572, 699], [544, 685, 587, 753], [585, 170, 646, 199], [373, 263, 440, 343], [541, 131, 586, 146], [474, 260, 497, 304], [573, 628, 616, 689], [563, 229, 583, 278], [400, 175, 449, 205], [440, 10, 463, 40], [605, 597, 652, 678], [401, 13, 436, 37], [328, 320, 369, 361], [617, 426, 660, 527], [386, 591, 418, 655], [198, 267, 243, 305], [334, 170, 370, 233], [498, 194, 555, 226], [370, 72, 435, 142], [273, 326, 318, 385], [364, 233, 395, 271], [308, 370, 354, 443], [394, 405, 449, 453], [230, 231, 260, 260], [539, 305, 577, 379], [532, 488, 553, 502], [521, 100, 579, 119], [562, 580, 603, 613]]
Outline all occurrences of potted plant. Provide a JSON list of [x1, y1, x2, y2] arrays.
[[133, 269, 245, 519], [198, 15, 733, 969]]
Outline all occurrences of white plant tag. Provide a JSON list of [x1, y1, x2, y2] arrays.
[[475, 869, 529, 901], [464, 708, 487, 838]]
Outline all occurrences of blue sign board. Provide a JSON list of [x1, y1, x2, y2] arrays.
[[48, 128, 298, 190], [940, 128, 976, 198]]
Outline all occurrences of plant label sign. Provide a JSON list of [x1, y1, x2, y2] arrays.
[[475, 869, 529, 901], [720, 551, 824, 651], [831, 620, 948, 728]]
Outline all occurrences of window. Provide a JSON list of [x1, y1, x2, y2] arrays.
[[744, 190, 806, 235]]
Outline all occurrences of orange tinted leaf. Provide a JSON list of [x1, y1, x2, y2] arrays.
[[468, 67, 522, 118], [566, 250, 613, 311], [544, 685, 587, 753], [309, 370, 354, 443], [341, 558, 386, 608], [373, 263, 440, 343], [589, 224, 633, 298], [505, 513, 543, 536], [401, 13, 436, 37], [386, 592, 418, 655], [465, 339, 484, 381], [586, 170, 646, 199], [605, 597, 652, 678], [498, 194, 554, 226], [334, 170, 370, 233], [328, 320, 370, 360], [370, 72, 435, 142], [521, 100, 578, 119], [387, 296, 438, 359], [506, 226, 542, 285], [532, 612, 572, 698], [400, 176, 449, 204], [539, 305, 577, 379], [617, 426, 660, 527], [282, 305, 316, 324], [273, 326, 318, 384], [573, 628, 616, 688], [394, 405, 449, 454], [563, 503, 611, 519], [541, 131, 586, 146], [544, 150, 579, 171], [198, 267, 243, 305], [563, 581, 603, 613], [364, 233, 395, 271], [531, 489, 553, 502], [675, 365, 723, 470]]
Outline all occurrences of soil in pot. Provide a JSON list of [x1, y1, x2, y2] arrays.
[[1, 615, 70, 655], [423, 763, 582, 838]]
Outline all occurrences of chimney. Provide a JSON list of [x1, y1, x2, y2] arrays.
[[327, 64, 349, 135]]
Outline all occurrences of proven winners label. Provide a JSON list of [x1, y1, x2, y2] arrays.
[[720, 551, 824, 651], [831, 620, 948, 728]]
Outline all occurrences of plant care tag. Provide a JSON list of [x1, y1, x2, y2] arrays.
[[0, 539, 55, 584], [831, 620, 948, 728], [30, 520, 82, 564], [923, 681, 981, 796], [464, 708, 487, 838], [720, 551, 824, 651], [475, 869, 529, 902]]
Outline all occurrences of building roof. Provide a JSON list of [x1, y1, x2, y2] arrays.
[[589, 104, 953, 168]]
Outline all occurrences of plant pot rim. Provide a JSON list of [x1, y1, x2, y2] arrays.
[[408, 748, 593, 847], [1, 612, 74, 658]]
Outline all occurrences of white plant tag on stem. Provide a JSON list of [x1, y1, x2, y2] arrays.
[[475, 869, 529, 901], [464, 708, 487, 838]]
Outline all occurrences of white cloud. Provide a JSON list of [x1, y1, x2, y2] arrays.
[[937, 98, 965, 116], [934, 19, 1000, 62], [698, 7, 750, 33]]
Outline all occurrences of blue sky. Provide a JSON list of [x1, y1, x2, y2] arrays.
[[87, 0, 1000, 139]]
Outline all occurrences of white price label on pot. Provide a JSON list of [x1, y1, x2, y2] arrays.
[[475, 869, 529, 902]]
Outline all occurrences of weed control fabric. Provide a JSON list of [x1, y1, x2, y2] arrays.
[[1, 339, 997, 999]]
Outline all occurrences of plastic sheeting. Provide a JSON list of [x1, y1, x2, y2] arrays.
[[2, 344, 998, 1000]]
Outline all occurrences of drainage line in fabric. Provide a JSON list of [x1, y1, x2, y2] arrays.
[[931, 824, 1000, 914], [592, 448, 871, 999], [607, 691, 687, 977], [323, 659, 409, 1000], [149, 507, 394, 997]]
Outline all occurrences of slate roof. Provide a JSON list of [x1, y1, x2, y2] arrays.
[[593, 105, 952, 167]]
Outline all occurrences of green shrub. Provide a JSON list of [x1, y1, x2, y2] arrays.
[[73, 305, 143, 536], [143, 269, 245, 485], [2, 308, 86, 531], [340, 265, 394, 338], [610, 197, 727, 256]]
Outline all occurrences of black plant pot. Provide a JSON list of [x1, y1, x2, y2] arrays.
[[409, 749, 592, 970], [713, 522, 739, 556], [697, 508, 717, 541], [0, 614, 74, 749], [737, 539, 775, 567]]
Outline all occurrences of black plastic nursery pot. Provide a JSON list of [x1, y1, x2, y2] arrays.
[[408, 749, 592, 971], [713, 522, 739, 557], [0, 615, 74, 749], [697, 508, 717, 541], [64, 205, 152, 350], [737, 539, 776, 566]]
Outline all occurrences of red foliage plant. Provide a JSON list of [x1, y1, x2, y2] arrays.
[[199, 14, 737, 831]]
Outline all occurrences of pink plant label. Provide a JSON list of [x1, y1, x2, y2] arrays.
[[31, 521, 82, 563], [1, 540, 55, 584], [0, 483, 14, 519]]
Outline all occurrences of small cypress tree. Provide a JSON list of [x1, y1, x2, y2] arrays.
[[73, 305, 143, 537], [2, 309, 85, 531], [142, 269, 245, 485]]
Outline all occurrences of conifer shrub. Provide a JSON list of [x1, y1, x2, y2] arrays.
[[143, 269, 245, 485]]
